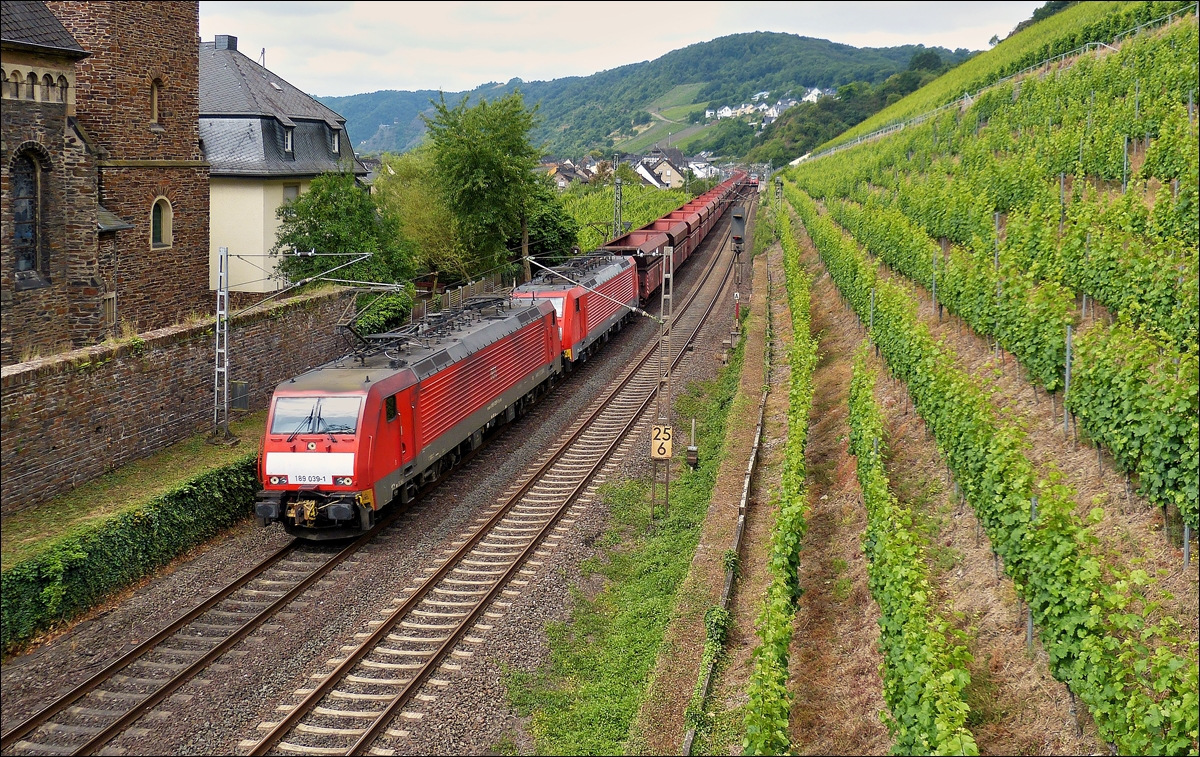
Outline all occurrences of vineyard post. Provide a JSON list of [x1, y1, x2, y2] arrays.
[[994, 212, 1001, 356], [1134, 79, 1139, 121], [1027, 498, 1037, 651], [869, 288, 876, 355], [1185, 523, 1191, 568], [931, 253, 940, 322], [1059, 173, 1066, 234], [1064, 325, 1072, 436], [1122, 135, 1129, 192]]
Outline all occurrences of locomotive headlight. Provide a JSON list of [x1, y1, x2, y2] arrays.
[[269, 475, 288, 485], [336, 476, 353, 486]]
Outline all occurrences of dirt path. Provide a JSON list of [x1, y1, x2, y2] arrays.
[[628, 238, 769, 755], [868, 255, 1199, 642], [786, 235, 890, 755], [794, 222, 1106, 754]]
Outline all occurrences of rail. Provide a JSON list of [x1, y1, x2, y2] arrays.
[[249, 211, 742, 757]]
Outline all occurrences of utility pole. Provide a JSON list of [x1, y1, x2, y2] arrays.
[[613, 152, 623, 241], [210, 246, 235, 444], [650, 245, 675, 522], [521, 213, 531, 284]]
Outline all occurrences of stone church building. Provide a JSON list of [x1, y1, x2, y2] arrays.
[[1, 0, 209, 365]]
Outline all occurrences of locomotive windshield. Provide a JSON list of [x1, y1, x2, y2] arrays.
[[271, 397, 362, 436]]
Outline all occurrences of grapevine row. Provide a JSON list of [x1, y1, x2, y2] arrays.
[[847, 346, 978, 756], [561, 183, 693, 251], [827, 1, 1196, 151], [793, 16, 1199, 345], [817, 192, 1198, 529], [743, 202, 817, 756], [788, 182, 1198, 755]]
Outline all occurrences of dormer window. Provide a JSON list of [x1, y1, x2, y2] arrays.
[[329, 128, 339, 154], [283, 127, 293, 152]]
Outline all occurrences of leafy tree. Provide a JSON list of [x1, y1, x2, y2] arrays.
[[685, 119, 755, 157], [423, 91, 540, 276], [272, 171, 415, 333], [908, 49, 943, 72], [273, 171, 414, 286], [372, 146, 472, 283], [526, 175, 580, 264]]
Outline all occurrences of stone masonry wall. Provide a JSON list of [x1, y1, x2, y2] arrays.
[[99, 165, 210, 329], [46, 1, 203, 162], [1, 99, 102, 364], [0, 288, 356, 514], [46, 1, 211, 334]]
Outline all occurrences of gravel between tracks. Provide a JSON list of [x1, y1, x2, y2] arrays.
[[0, 218, 738, 757]]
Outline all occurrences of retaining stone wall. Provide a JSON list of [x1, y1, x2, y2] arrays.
[[0, 288, 356, 513]]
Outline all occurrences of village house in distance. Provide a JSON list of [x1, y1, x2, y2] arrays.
[[200, 34, 365, 297]]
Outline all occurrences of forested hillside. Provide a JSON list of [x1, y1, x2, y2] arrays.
[[319, 32, 971, 158]]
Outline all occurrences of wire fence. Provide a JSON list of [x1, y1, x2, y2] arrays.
[[409, 269, 511, 321]]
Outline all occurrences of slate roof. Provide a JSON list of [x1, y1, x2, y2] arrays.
[[0, 0, 88, 58], [199, 40, 364, 178]]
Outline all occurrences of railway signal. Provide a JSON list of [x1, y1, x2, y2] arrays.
[[651, 245, 675, 520]]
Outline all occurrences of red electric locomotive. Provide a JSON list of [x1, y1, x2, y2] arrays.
[[511, 254, 639, 364], [256, 296, 561, 538], [256, 170, 752, 539]]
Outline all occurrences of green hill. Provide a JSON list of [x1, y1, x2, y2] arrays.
[[318, 32, 972, 159], [818, 0, 1194, 150]]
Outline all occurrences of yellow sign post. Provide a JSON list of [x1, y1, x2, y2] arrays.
[[651, 425, 673, 460]]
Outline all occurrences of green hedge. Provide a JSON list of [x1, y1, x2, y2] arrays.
[[2, 454, 259, 652]]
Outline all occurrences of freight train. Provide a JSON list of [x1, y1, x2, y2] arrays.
[[255, 171, 751, 537]]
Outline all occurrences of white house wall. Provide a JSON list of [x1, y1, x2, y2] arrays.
[[209, 178, 309, 293]]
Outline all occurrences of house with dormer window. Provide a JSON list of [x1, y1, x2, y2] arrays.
[[200, 35, 365, 295]]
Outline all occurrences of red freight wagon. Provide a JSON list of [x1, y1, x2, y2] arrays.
[[512, 255, 638, 364], [256, 298, 561, 537]]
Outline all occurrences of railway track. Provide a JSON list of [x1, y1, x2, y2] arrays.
[[0, 533, 385, 756], [243, 217, 743, 756], [0, 208, 744, 757]]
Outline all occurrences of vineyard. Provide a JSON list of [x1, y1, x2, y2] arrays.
[[750, 6, 1199, 753], [743, 201, 817, 756], [789, 10, 1199, 533]]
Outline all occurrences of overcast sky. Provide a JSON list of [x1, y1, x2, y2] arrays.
[[199, 1, 1045, 97]]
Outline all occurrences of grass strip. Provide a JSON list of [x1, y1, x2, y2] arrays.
[[2, 453, 259, 653], [2, 412, 266, 567], [848, 345, 978, 756], [506, 324, 747, 755]]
